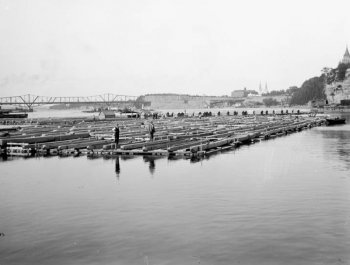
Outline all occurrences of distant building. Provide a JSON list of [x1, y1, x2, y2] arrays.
[[231, 87, 258, 98], [309, 99, 328, 108], [231, 90, 245, 97], [247, 92, 260, 97], [342, 46, 350, 64], [98, 110, 116, 120]]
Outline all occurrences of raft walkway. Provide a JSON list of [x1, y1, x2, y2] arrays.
[[0, 114, 327, 158]]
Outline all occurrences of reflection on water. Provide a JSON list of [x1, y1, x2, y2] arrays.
[[143, 156, 163, 175], [120, 155, 135, 161], [1, 117, 350, 264], [0, 153, 8, 161], [190, 156, 204, 163], [115, 156, 120, 178], [318, 131, 350, 170], [148, 159, 155, 174], [312, 113, 350, 171]]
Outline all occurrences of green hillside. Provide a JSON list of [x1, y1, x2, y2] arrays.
[[289, 75, 326, 106]]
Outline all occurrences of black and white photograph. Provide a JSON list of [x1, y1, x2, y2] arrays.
[[1, 0, 350, 264]]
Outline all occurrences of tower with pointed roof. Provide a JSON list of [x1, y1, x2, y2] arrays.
[[259, 82, 262, 94], [265, 82, 268, 94], [342, 45, 350, 64]]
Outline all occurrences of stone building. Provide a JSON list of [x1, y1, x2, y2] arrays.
[[231, 88, 258, 98]]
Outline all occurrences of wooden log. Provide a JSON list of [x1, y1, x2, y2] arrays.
[[0, 135, 56, 146], [233, 134, 250, 142], [190, 137, 235, 153], [0, 132, 90, 147], [58, 139, 112, 150], [6, 146, 32, 156], [0, 127, 20, 132], [41, 139, 97, 150], [33, 138, 95, 150], [142, 139, 192, 151], [121, 139, 170, 150], [167, 139, 210, 152], [173, 132, 213, 140]]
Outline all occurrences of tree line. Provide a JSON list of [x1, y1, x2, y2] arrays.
[[289, 75, 326, 105], [288, 62, 350, 105]]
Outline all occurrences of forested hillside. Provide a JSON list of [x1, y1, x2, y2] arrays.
[[289, 75, 326, 105]]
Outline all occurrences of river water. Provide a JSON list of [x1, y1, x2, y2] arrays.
[[1, 111, 350, 265]]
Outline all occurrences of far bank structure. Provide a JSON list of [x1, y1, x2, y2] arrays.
[[141, 46, 350, 111], [140, 86, 269, 109]]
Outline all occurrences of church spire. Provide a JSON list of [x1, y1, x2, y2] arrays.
[[265, 82, 268, 93], [342, 45, 350, 64], [345, 45, 350, 56]]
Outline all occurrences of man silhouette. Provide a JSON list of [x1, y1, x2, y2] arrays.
[[112, 124, 120, 146]]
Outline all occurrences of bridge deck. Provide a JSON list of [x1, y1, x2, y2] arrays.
[[0, 94, 148, 107]]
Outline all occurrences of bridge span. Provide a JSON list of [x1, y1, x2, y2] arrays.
[[0, 94, 147, 108]]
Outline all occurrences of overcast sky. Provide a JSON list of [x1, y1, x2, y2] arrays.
[[0, 0, 349, 97]]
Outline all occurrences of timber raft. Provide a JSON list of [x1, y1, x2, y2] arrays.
[[0, 114, 327, 158]]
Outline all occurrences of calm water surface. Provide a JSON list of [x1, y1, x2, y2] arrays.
[[1, 114, 350, 265]]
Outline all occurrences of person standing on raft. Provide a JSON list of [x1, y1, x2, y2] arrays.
[[112, 124, 120, 146], [142, 120, 156, 141]]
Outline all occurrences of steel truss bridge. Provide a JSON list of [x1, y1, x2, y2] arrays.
[[0, 94, 146, 108]]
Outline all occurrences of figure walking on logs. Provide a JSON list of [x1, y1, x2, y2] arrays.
[[112, 124, 120, 146], [143, 120, 156, 142]]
